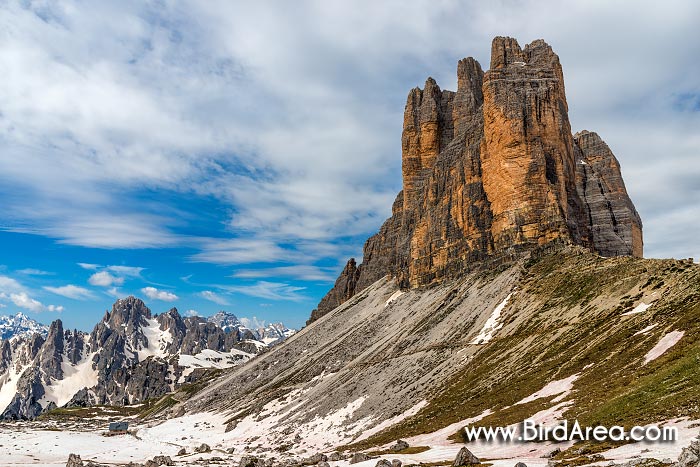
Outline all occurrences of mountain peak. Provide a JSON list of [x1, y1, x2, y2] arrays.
[[310, 36, 643, 322], [0, 313, 49, 341]]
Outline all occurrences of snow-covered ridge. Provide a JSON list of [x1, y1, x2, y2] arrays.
[[0, 298, 296, 420], [0, 313, 49, 341]]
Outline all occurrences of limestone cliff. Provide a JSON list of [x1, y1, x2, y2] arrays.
[[308, 36, 642, 323]]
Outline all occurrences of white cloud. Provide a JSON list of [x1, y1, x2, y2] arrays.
[[105, 287, 122, 299], [106, 265, 144, 277], [199, 290, 229, 305], [141, 286, 178, 302], [88, 271, 124, 287], [225, 281, 307, 302], [17, 268, 52, 276], [0, 275, 25, 293], [240, 316, 266, 329], [43, 284, 95, 300], [185, 309, 200, 317], [9, 292, 62, 313], [231, 265, 336, 282], [77, 263, 101, 270]]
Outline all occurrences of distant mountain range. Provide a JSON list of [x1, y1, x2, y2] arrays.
[[0, 313, 49, 341], [0, 298, 295, 419]]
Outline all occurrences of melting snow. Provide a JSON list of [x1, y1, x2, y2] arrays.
[[136, 318, 173, 360], [0, 364, 29, 413], [633, 323, 659, 336], [355, 400, 428, 442], [515, 373, 579, 405], [644, 330, 684, 364], [177, 348, 253, 382], [622, 301, 654, 316], [385, 290, 405, 307], [470, 293, 513, 344], [40, 351, 99, 408]]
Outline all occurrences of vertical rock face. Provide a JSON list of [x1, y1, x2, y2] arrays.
[[309, 36, 643, 323], [574, 131, 643, 257], [481, 38, 587, 251]]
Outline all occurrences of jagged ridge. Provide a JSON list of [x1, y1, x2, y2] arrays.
[[0, 298, 294, 419]]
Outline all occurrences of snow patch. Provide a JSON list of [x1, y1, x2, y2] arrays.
[[470, 293, 513, 344], [177, 348, 253, 382], [622, 301, 654, 316], [633, 323, 658, 336], [137, 318, 173, 360], [515, 373, 579, 405], [0, 363, 29, 413], [385, 290, 405, 307], [644, 330, 684, 364], [355, 400, 428, 442], [41, 350, 99, 408]]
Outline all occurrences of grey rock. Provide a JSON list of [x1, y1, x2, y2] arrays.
[[350, 453, 370, 464], [392, 460, 402, 467], [329, 452, 341, 462], [391, 440, 409, 452], [677, 440, 700, 467], [195, 443, 211, 453], [147, 456, 173, 466], [177, 448, 186, 456], [318, 462, 330, 467], [303, 454, 328, 465], [454, 447, 480, 466], [66, 453, 84, 467], [376, 460, 393, 467], [515, 463, 527, 467], [240, 456, 267, 467]]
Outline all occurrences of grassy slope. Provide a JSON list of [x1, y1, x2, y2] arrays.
[[350, 250, 700, 449]]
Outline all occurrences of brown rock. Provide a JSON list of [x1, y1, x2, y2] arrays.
[[309, 36, 643, 323]]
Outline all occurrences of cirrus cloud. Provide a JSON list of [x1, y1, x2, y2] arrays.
[[43, 284, 95, 300]]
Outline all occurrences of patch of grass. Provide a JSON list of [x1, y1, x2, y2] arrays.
[[369, 446, 431, 456]]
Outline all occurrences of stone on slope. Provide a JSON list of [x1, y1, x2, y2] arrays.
[[454, 447, 480, 466]]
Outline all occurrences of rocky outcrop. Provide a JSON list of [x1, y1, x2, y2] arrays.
[[310, 36, 642, 323], [308, 258, 361, 323]]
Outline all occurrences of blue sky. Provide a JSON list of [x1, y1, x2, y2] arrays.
[[0, 1, 698, 331]]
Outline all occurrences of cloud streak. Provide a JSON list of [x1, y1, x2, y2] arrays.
[[141, 287, 178, 302]]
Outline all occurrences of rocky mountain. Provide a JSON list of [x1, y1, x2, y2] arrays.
[[0, 313, 49, 341], [309, 36, 642, 323], [207, 311, 296, 346], [0, 297, 294, 419]]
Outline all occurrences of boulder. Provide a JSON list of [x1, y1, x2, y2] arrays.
[[391, 440, 410, 452], [376, 460, 393, 467], [66, 454, 84, 467], [195, 443, 211, 453], [350, 453, 370, 464], [677, 440, 700, 467], [454, 447, 480, 466]]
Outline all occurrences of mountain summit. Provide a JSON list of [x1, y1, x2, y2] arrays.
[[310, 37, 642, 323]]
